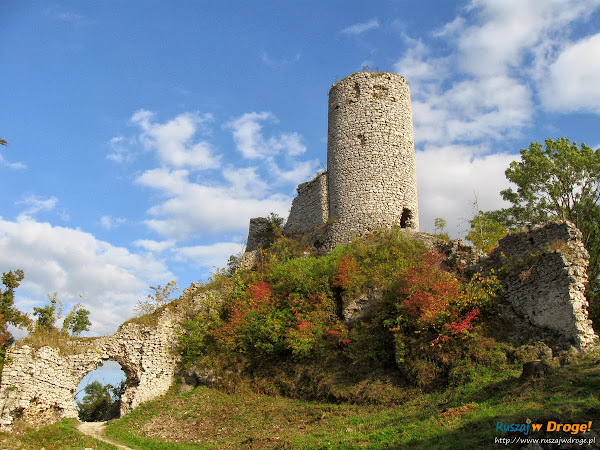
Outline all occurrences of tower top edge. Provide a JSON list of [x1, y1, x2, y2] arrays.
[[330, 71, 408, 91]]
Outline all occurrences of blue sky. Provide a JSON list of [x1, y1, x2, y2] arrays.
[[2, 0, 600, 336]]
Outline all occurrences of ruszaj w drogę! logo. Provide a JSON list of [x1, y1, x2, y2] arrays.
[[494, 419, 596, 446], [496, 419, 593, 436]]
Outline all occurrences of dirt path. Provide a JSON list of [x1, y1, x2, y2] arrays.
[[77, 421, 133, 449]]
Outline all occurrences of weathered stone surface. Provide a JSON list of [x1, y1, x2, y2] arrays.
[[478, 221, 597, 350], [245, 217, 274, 252], [342, 290, 382, 325], [279, 71, 419, 250], [0, 305, 183, 431], [326, 72, 419, 248], [283, 172, 328, 237]]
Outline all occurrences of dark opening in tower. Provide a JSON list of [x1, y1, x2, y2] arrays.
[[400, 208, 412, 229]]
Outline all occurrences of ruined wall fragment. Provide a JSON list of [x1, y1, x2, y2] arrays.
[[481, 221, 597, 349], [0, 306, 182, 431], [283, 172, 328, 237]]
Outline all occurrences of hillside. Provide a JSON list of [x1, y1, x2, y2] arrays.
[[1, 225, 599, 448], [2, 329, 599, 448]]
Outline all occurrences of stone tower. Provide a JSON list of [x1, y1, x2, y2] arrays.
[[326, 71, 419, 247]]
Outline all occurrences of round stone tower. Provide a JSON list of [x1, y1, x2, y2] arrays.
[[326, 71, 419, 247]]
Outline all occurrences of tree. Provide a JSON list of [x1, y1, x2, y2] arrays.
[[434, 218, 447, 235], [33, 293, 91, 336], [465, 210, 508, 253], [62, 303, 91, 336], [76, 380, 124, 422], [267, 212, 285, 229], [499, 137, 600, 326], [33, 292, 62, 332], [134, 280, 179, 317], [501, 138, 600, 232], [0, 270, 30, 376], [0, 270, 30, 329]]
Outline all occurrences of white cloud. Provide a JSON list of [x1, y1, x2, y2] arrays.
[[271, 132, 306, 157], [406, 74, 532, 145], [454, 0, 599, 77], [100, 215, 126, 231], [121, 110, 312, 242], [0, 152, 26, 170], [260, 51, 301, 69], [341, 18, 379, 35], [433, 16, 465, 38], [0, 216, 173, 335], [416, 145, 515, 235], [174, 242, 245, 271], [47, 6, 89, 26], [394, 42, 449, 89], [395, 0, 600, 148], [403, 0, 600, 238], [540, 33, 600, 113], [226, 112, 272, 159], [130, 110, 221, 169], [267, 159, 319, 186], [226, 112, 306, 160], [133, 239, 176, 253], [135, 168, 291, 239], [106, 136, 134, 163], [222, 166, 269, 197], [17, 195, 59, 217]]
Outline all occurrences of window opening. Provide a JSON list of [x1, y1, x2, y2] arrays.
[[400, 208, 412, 229]]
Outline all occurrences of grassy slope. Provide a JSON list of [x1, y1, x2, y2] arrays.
[[2, 231, 598, 448], [1, 348, 598, 449], [102, 350, 599, 449], [0, 418, 117, 449]]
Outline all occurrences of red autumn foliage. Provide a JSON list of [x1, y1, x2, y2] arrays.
[[216, 281, 278, 351], [332, 254, 360, 290], [400, 251, 461, 325], [444, 308, 479, 335], [249, 281, 273, 307]]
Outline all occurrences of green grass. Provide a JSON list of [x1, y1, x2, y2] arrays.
[[98, 349, 598, 449], [0, 418, 117, 449], [2, 351, 598, 449]]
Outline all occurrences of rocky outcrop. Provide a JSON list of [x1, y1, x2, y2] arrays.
[[340, 222, 597, 352], [479, 221, 597, 349]]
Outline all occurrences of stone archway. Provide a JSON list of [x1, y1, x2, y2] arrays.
[[0, 307, 182, 430], [75, 360, 126, 422]]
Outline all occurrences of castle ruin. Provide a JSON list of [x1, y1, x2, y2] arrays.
[[283, 71, 419, 249], [0, 71, 597, 432]]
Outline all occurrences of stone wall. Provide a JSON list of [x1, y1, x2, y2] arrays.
[[245, 217, 273, 252], [480, 221, 597, 349], [326, 72, 419, 248], [283, 172, 328, 236], [0, 306, 182, 431]]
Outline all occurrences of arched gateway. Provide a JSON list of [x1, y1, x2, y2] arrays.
[[0, 306, 182, 430]]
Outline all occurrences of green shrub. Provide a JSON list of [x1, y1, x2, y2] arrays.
[[179, 226, 505, 393], [214, 281, 291, 359]]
